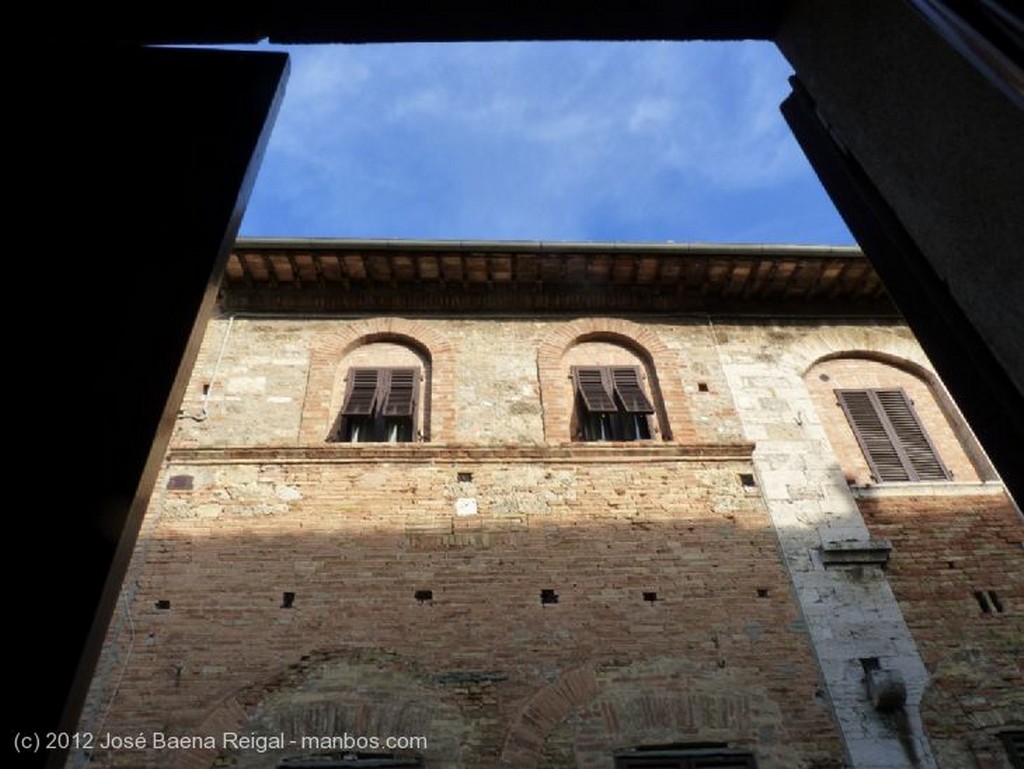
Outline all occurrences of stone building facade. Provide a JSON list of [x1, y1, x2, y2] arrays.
[[75, 240, 1022, 769]]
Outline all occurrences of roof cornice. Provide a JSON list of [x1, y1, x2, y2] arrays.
[[224, 238, 894, 317]]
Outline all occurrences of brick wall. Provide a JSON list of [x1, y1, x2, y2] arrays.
[[76, 314, 843, 769], [856, 490, 1024, 769], [80, 455, 841, 769]]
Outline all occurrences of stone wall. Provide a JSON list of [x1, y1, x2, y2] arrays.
[[172, 315, 744, 448], [715, 318, 1022, 769]]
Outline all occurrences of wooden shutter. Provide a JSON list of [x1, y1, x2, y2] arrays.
[[836, 388, 950, 482], [380, 367, 418, 416], [573, 366, 617, 412], [874, 389, 949, 480], [837, 389, 909, 481], [341, 368, 381, 415], [611, 367, 655, 413]]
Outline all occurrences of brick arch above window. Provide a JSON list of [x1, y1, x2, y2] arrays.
[[300, 318, 455, 444], [803, 348, 946, 382], [176, 648, 463, 769], [805, 352, 993, 484], [537, 318, 695, 444]]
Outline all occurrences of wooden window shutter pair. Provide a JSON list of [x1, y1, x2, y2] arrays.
[[573, 366, 655, 414], [341, 367, 418, 417], [836, 388, 950, 482]]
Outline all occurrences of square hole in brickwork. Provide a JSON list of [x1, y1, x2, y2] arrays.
[[739, 473, 757, 488], [281, 591, 296, 609], [697, 382, 709, 392], [540, 589, 559, 605], [166, 474, 194, 491], [414, 589, 434, 603], [202, 383, 211, 395], [457, 472, 473, 483], [642, 591, 658, 603], [756, 588, 769, 598], [155, 599, 171, 610]]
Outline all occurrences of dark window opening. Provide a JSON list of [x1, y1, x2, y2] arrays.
[[836, 388, 950, 482], [573, 365, 655, 441], [344, 415, 413, 443], [697, 382, 709, 392], [643, 591, 659, 602], [334, 367, 419, 443], [282, 591, 296, 608], [1002, 731, 1024, 769], [739, 473, 757, 488], [155, 600, 171, 610], [540, 589, 559, 605], [414, 589, 433, 603], [756, 588, 769, 598], [616, 744, 757, 768], [457, 472, 473, 483]]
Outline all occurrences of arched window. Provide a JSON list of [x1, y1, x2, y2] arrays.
[[328, 341, 428, 443], [564, 340, 662, 442], [537, 319, 690, 444], [805, 355, 984, 484]]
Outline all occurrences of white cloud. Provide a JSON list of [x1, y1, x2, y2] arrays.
[[390, 87, 449, 119], [240, 40, 850, 244], [628, 99, 677, 133], [294, 47, 369, 96]]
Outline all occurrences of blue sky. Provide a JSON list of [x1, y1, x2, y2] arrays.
[[239, 41, 854, 245]]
